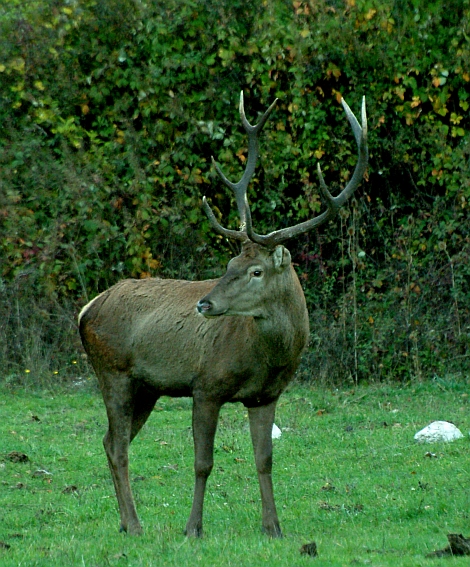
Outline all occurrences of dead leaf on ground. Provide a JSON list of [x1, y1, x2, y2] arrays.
[[426, 533, 470, 557], [300, 541, 318, 556], [6, 451, 29, 463]]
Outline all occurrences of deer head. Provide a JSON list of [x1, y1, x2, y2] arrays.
[[197, 92, 368, 318]]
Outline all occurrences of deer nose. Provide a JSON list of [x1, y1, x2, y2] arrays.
[[197, 299, 213, 314]]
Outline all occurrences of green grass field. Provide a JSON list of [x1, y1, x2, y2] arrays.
[[0, 380, 469, 566]]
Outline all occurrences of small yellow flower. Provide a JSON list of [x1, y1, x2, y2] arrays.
[[72, 360, 77, 364], [53, 371, 59, 375], [25, 369, 31, 373]]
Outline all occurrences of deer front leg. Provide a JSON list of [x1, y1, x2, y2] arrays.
[[248, 400, 282, 538], [185, 396, 221, 538]]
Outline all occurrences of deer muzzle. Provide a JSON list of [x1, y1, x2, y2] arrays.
[[196, 297, 227, 317], [196, 299, 213, 314]]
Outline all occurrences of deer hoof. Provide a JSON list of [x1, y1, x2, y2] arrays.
[[184, 525, 203, 538], [120, 523, 143, 536], [262, 524, 283, 538]]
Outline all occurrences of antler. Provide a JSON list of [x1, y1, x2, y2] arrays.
[[202, 91, 278, 242], [203, 93, 368, 248]]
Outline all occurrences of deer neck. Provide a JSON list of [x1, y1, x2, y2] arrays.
[[254, 265, 309, 366]]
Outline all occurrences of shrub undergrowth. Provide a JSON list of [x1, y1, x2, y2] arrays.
[[0, 0, 469, 385]]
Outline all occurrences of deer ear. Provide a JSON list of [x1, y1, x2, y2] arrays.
[[272, 245, 291, 272]]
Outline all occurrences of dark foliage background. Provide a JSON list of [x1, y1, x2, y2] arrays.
[[1, 0, 469, 385]]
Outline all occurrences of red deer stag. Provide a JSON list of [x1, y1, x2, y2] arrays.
[[79, 92, 368, 538]]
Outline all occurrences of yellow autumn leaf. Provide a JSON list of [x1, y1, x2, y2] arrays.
[[394, 87, 405, 100], [10, 58, 25, 72], [34, 81, 45, 91], [300, 29, 310, 38], [365, 9, 377, 20], [332, 89, 342, 103], [331, 67, 341, 79], [236, 147, 247, 163], [148, 258, 162, 270]]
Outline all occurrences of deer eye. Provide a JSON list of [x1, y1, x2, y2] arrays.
[[252, 270, 263, 278]]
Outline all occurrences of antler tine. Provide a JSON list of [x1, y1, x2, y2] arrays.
[[248, 96, 368, 247], [202, 92, 278, 240], [333, 96, 368, 208], [239, 91, 279, 136], [202, 196, 246, 242]]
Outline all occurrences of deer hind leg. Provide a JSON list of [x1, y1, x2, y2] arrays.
[[185, 396, 221, 538], [101, 375, 158, 535], [248, 400, 282, 538]]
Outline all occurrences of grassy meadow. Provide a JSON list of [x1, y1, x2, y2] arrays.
[[0, 380, 469, 566]]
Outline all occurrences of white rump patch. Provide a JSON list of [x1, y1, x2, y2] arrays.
[[77, 292, 105, 325]]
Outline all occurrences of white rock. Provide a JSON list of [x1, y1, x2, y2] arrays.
[[272, 423, 282, 439], [414, 421, 464, 443]]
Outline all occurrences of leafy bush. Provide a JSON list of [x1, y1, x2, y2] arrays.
[[1, 0, 468, 384]]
